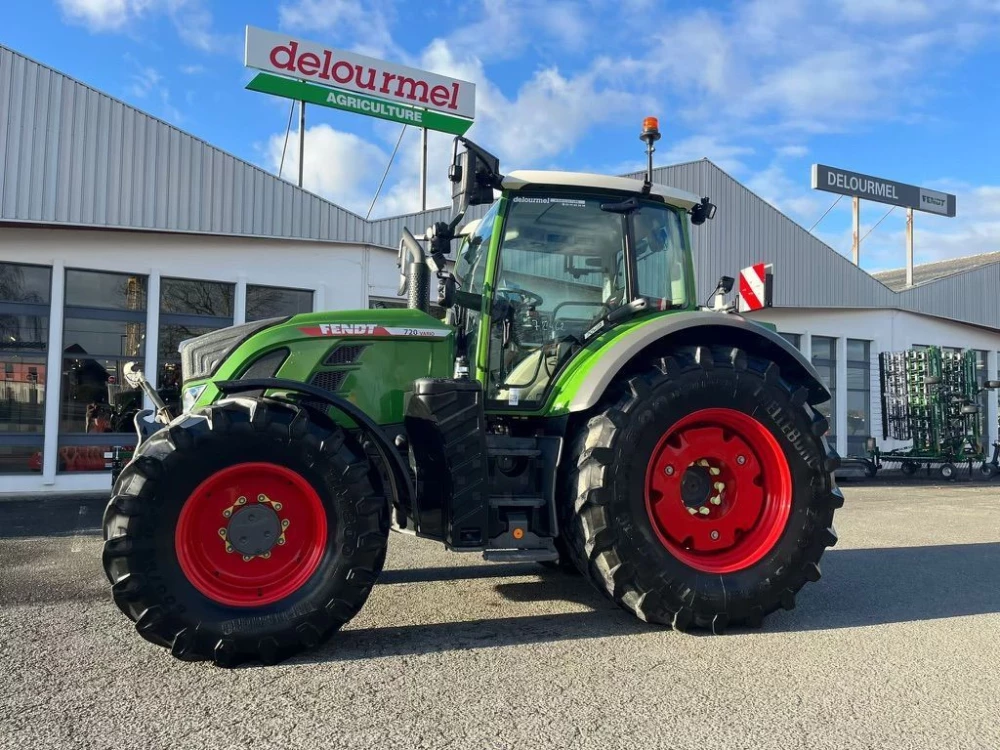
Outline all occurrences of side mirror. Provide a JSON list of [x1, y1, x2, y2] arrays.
[[450, 139, 500, 214]]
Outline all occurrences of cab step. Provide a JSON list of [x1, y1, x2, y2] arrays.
[[483, 547, 559, 563]]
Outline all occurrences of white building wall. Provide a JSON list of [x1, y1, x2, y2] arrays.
[[751, 307, 1000, 454], [0, 226, 404, 495]]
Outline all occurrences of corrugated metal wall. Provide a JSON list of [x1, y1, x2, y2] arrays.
[[2, 44, 996, 332], [0, 46, 368, 242]]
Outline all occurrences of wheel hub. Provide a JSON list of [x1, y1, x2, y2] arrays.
[[175, 463, 325, 607], [644, 408, 792, 574], [680, 464, 713, 509], [225, 503, 281, 557]]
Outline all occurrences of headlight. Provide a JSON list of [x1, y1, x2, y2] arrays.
[[182, 384, 207, 413], [178, 317, 285, 381]]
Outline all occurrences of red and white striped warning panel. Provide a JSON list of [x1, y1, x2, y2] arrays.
[[738, 263, 772, 313]]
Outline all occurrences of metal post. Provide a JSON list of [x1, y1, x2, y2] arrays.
[[905, 208, 914, 287], [298, 101, 306, 188], [420, 127, 428, 211], [851, 196, 860, 265]]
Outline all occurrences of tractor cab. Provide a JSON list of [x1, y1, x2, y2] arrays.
[[451, 171, 699, 409]]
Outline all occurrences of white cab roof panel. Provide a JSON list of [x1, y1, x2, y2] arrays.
[[502, 170, 701, 210]]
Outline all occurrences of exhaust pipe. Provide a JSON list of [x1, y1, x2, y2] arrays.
[[399, 227, 430, 312]]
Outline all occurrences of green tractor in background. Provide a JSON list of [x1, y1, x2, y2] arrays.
[[103, 118, 842, 666]]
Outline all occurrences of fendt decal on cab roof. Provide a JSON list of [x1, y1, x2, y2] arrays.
[[298, 323, 449, 338]]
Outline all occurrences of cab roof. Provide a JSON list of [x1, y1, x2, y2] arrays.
[[502, 170, 701, 211]]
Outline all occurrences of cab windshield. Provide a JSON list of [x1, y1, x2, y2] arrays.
[[484, 192, 690, 407]]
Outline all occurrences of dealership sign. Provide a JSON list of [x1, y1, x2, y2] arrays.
[[244, 26, 476, 119], [812, 164, 956, 217], [246, 73, 473, 135]]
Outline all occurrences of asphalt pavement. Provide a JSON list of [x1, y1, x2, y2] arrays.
[[1, 483, 998, 750]]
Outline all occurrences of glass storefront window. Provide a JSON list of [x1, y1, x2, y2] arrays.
[[811, 336, 837, 442], [846, 339, 871, 455], [59, 269, 147, 472], [247, 285, 313, 321], [65, 270, 147, 310], [161, 278, 234, 318], [0, 262, 51, 474], [778, 332, 801, 349], [157, 278, 234, 393]]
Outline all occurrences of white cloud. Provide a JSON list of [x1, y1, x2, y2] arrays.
[[834, 0, 934, 23], [264, 124, 388, 215], [57, 0, 152, 31], [278, 0, 399, 58], [127, 65, 163, 98], [57, 0, 232, 53], [776, 145, 809, 158], [657, 135, 755, 174]]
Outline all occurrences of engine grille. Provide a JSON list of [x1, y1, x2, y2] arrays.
[[324, 344, 368, 365], [310, 370, 349, 392]]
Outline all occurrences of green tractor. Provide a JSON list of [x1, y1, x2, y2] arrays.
[[103, 119, 842, 666]]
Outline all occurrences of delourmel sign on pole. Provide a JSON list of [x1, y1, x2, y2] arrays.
[[246, 73, 473, 136], [244, 26, 476, 119], [811, 164, 956, 217]]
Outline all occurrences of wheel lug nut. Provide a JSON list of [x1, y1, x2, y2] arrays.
[[710, 496, 722, 505], [698, 506, 710, 515], [665, 465, 674, 476], [709, 467, 721, 476], [737, 455, 746, 465], [714, 482, 725, 492], [687, 507, 697, 515], [710, 530, 720, 540]]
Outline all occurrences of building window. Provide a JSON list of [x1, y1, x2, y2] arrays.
[[59, 270, 147, 473], [0, 262, 51, 474], [778, 332, 801, 349], [158, 278, 235, 393], [846, 339, 871, 455], [246, 285, 313, 322], [974, 350, 988, 421], [811, 336, 837, 444]]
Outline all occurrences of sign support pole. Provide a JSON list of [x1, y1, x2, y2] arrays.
[[298, 101, 306, 188], [905, 208, 914, 287], [851, 196, 860, 265], [419, 127, 428, 211]]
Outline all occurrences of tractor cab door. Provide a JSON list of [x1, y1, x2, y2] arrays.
[[462, 190, 690, 410]]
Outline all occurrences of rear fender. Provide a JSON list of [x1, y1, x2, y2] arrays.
[[566, 311, 830, 412]]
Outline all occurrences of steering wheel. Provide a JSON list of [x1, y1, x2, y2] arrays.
[[496, 287, 544, 309]]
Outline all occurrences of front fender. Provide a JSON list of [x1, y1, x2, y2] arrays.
[[558, 311, 830, 413]]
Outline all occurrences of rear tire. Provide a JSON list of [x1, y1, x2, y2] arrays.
[[561, 345, 841, 632], [102, 398, 388, 666], [939, 463, 957, 481]]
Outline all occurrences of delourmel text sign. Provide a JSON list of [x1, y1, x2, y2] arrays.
[[244, 26, 476, 119], [246, 73, 474, 136], [811, 164, 956, 217]]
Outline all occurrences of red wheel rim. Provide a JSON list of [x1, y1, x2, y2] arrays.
[[175, 462, 327, 607], [644, 408, 792, 574]]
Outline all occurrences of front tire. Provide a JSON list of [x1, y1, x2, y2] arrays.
[[102, 398, 388, 666], [561, 346, 842, 632]]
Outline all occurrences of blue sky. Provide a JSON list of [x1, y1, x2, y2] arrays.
[[4, 0, 1000, 270]]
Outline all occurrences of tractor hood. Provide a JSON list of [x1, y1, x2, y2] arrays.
[[180, 308, 455, 424]]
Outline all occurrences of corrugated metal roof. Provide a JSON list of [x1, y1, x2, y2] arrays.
[[2, 43, 997, 332], [0, 45, 369, 243], [873, 251, 1000, 291]]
